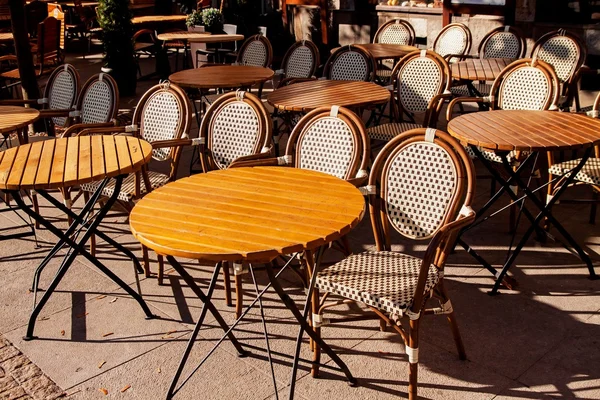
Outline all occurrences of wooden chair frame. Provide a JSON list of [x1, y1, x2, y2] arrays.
[[432, 22, 472, 63], [477, 25, 526, 59], [374, 18, 416, 46], [236, 34, 273, 68], [323, 45, 376, 82], [277, 40, 320, 87]]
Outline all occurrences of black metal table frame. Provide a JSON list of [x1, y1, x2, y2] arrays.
[[456, 145, 598, 294], [3, 175, 155, 340], [165, 247, 356, 400]]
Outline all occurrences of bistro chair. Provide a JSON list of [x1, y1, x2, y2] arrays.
[[163, 91, 272, 290], [432, 22, 472, 63], [547, 92, 600, 225], [373, 19, 415, 82], [133, 29, 160, 78], [236, 34, 273, 68], [531, 29, 586, 111], [77, 82, 193, 277], [273, 40, 320, 88], [323, 45, 376, 82], [368, 50, 451, 143], [312, 127, 475, 400], [229, 106, 370, 318], [451, 25, 526, 97]]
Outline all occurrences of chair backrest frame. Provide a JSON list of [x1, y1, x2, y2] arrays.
[[75, 72, 119, 125], [374, 19, 416, 46], [236, 34, 273, 68], [281, 40, 320, 80], [432, 22, 472, 63], [531, 29, 586, 86], [43, 63, 81, 128], [323, 45, 376, 82], [478, 25, 526, 59]]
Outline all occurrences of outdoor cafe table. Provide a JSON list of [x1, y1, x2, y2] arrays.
[[131, 15, 187, 25], [129, 166, 365, 399], [156, 31, 244, 67], [447, 110, 600, 294], [0, 106, 40, 144], [451, 58, 512, 96], [267, 80, 390, 113], [169, 65, 274, 90], [0, 136, 155, 340]]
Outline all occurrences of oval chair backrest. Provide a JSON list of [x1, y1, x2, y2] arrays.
[[371, 128, 471, 242], [288, 107, 368, 181], [393, 50, 450, 117], [45, 64, 80, 127], [283, 40, 319, 79], [374, 19, 415, 46], [238, 34, 272, 67], [433, 23, 472, 63], [531, 30, 586, 85], [135, 82, 192, 162], [324, 46, 375, 82], [37, 16, 61, 60], [78, 73, 118, 124], [201, 91, 271, 170], [480, 26, 525, 59], [492, 58, 559, 111]]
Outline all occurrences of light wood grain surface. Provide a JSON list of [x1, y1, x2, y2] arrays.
[[0, 106, 40, 134], [356, 43, 418, 60], [0, 32, 13, 42], [451, 58, 512, 81], [169, 65, 274, 89], [447, 110, 600, 152], [156, 31, 243, 43], [130, 167, 366, 262], [132, 15, 187, 25], [0, 136, 152, 191], [268, 80, 390, 112]]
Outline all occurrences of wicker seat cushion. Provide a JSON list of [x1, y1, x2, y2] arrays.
[[367, 122, 421, 141], [316, 250, 440, 316], [80, 170, 170, 202], [548, 157, 600, 185]]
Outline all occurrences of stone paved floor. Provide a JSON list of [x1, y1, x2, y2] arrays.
[[1, 51, 600, 399]]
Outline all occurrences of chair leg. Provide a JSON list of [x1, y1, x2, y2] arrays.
[[222, 261, 233, 307], [141, 244, 151, 278], [61, 188, 73, 226], [235, 274, 243, 319], [82, 191, 96, 256], [31, 191, 40, 229], [157, 254, 165, 284], [407, 319, 420, 400], [311, 286, 321, 378], [340, 235, 352, 256], [447, 310, 466, 360]]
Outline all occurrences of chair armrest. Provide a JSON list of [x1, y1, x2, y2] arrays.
[[151, 138, 203, 149], [78, 125, 133, 136], [346, 175, 368, 188], [39, 108, 76, 118], [0, 55, 17, 63], [579, 65, 600, 75], [446, 96, 487, 121], [231, 146, 273, 164], [61, 121, 116, 138], [229, 157, 282, 169], [277, 77, 317, 88], [0, 99, 40, 106], [443, 54, 468, 63]]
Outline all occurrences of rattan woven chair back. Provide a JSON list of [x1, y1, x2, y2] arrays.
[[479, 26, 526, 59], [236, 34, 273, 68], [76, 72, 119, 125], [44, 64, 81, 128], [370, 128, 475, 246], [280, 40, 320, 80], [133, 82, 192, 174], [489, 58, 560, 111], [199, 91, 272, 171], [531, 29, 586, 86], [390, 50, 451, 122], [374, 19, 416, 46], [323, 45, 376, 82], [432, 23, 472, 63], [286, 106, 369, 182]]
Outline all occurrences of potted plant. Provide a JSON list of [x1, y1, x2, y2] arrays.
[[201, 7, 223, 34], [97, 0, 136, 96], [185, 9, 203, 28]]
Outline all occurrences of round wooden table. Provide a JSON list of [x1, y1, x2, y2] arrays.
[[356, 43, 418, 60], [447, 110, 600, 294], [130, 166, 364, 398], [451, 58, 513, 82], [0, 106, 40, 145], [268, 80, 390, 112], [0, 32, 13, 43], [169, 65, 274, 90], [156, 31, 243, 43], [131, 15, 187, 25], [0, 136, 155, 340]]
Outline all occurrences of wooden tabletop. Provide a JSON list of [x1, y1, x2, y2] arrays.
[[451, 58, 512, 81], [268, 80, 390, 112], [169, 65, 274, 90], [0, 32, 13, 43], [0, 136, 152, 191], [447, 110, 600, 152], [0, 106, 40, 134], [132, 15, 187, 25], [356, 43, 419, 60], [156, 31, 243, 43], [130, 167, 365, 262], [57, 1, 98, 7]]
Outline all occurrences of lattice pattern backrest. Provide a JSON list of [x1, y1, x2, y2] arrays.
[[286, 46, 314, 78], [398, 57, 443, 115], [482, 32, 521, 59], [298, 117, 355, 179], [49, 70, 76, 127], [330, 51, 369, 81], [210, 101, 260, 169], [379, 24, 412, 45], [241, 41, 267, 67], [434, 26, 468, 62], [536, 36, 579, 83], [384, 142, 458, 239], [140, 91, 182, 161], [498, 66, 550, 110], [80, 81, 112, 124]]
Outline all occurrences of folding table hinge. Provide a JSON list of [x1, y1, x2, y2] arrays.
[[231, 262, 248, 276]]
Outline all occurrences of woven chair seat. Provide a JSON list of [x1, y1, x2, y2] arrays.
[[315, 250, 440, 317], [81, 170, 170, 202], [367, 122, 421, 141], [451, 82, 492, 97], [580, 105, 594, 113], [549, 157, 600, 185]]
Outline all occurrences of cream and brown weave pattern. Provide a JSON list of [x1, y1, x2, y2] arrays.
[[241, 41, 267, 67], [385, 142, 457, 239], [298, 117, 355, 179], [549, 158, 600, 186], [482, 32, 521, 59], [498, 67, 550, 110], [315, 250, 440, 317], [81, 170, 170, 202], [379, 24, 412, 45], [80, 81, 112, 124], [210, 101, 260, 169], [434, 26, 468, 63], [286, 46, 314, 78], [536, 36, 579, 83], [141, 91, 182, 161], [330, 51, 369, 81], [367, 122, 421, 141], [49, 70, 77, 127], [398, 57, 443, 114]]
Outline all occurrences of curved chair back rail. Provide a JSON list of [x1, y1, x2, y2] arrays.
[[323, 45, 376, 82]]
